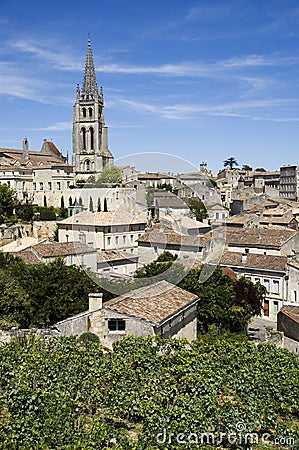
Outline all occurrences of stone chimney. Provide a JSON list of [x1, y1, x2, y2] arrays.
[[22, 136, 29, 160], [89, 293, 103, 312]]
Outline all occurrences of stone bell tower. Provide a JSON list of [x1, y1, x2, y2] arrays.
[[72, 39, 114, 184]]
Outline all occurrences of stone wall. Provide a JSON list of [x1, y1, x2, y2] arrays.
[[0, 327, 60, 344]]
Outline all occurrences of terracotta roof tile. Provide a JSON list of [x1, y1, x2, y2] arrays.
[[31, 241, 95, 257], [61, 211, 147, 226], [103, 280, 198, 324], [220, 251, 287, 271], [279, 306, 299, 324], [138, 228, 208, 248], [226, 228, 297, 248]]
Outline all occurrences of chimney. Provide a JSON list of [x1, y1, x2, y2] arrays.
[[22, 136, 29, 160], [89, 293, 103, 312]]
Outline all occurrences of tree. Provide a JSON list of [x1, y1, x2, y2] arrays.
[[186, 197, 207, 222], [242, 164, 252, 171], [60, 196, 65, 209], [89, 197, 94, 212], [103, 198, 108, 212], [134, 252, 177, 278], [255, 167, 266, 172], [96, 167, 122, 187], [0, 184, 18, 224], [97, 198, 101, 212], [179, 266, 264, 334], [223, 156, 238, 170]]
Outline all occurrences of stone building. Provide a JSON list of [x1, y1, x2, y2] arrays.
[[55, 281, 199, 348], [0, 138, 73, 205], [72, 39, 114, 184], [58, 210, 147, 253]]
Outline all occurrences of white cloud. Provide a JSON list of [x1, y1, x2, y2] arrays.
[[32, 121, 72, 131]]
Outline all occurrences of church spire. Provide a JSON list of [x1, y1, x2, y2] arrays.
[[82, 38, 98, 98]]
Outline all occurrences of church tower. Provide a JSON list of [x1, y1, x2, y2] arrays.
[[72, 39, 114, 184]]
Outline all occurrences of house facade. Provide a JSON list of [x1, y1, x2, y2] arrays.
[[58, 211, 147, 253]]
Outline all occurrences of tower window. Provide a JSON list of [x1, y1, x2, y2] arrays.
[[85, 160, 91, 171], [88, 107, 93, 117], [81, 127, 86, 150], [90, 127, 94, 150], [82, 108, 86, 118]]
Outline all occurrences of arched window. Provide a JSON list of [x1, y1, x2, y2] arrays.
[[81, 127, 86, 150], [90, 127, 94, 150], [82, 107, 86, 118], [85, 159, 91, 172], [88, 107, 93, 118]]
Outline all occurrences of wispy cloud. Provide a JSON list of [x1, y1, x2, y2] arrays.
[[32, 121, 72, 131], [117, 96, 299, 121], [10, 39, 81, 71], [98, 53, 297, 78]]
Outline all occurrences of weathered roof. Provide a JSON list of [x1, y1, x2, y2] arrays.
[[30, 241, 95, 257], [220, 251, 287, 271], [226, 228, 297, 248], [14, 250, 42, 265], [61, 211, 147, 226], [156, 196, 188, 209], [279, 305, 299, 324], [138, 228, 207, 248], [103, 280, 198, 325], [97, 250, 138, 263], [15, 241, 95, 263], [260, 216, 296, 225], [226, 214, 256, 225], [0, 147, 69, 169]]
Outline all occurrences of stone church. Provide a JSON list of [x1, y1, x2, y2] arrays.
[[72, 39, 114, 184]]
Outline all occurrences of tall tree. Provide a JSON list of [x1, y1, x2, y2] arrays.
[[223, 156, 238, 170], [186, 198, 207, 222], [96, 167, 122, 187], [242, 164, 252, 171], [89, 197, 94, 212], [0, 184, 18, 224]]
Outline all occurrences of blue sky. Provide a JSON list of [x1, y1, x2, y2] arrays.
[[1, 0, 299, 173]]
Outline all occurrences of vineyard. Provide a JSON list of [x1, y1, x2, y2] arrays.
[[0, 334, 298, 449]]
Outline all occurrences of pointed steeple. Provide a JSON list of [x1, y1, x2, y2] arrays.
[[82, 38, 99, 98]]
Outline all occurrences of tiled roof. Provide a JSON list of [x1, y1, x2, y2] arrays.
[[14, 250, 42, 264], [97, 250, 138, 262], [260, 216, 296, 225], [0, 148, 69, 169], [138, 228, 207, 248], [279, 306, 299, 324], [15, 241, 95, 263], [103, 280, 198, 325], [226, 214, 256, 224], [155, 197, 188, 209], [61, 211, 147, 226], [31, 241, 95, 257], [220, 251, 287, 271], [226, 228, 297, 248]]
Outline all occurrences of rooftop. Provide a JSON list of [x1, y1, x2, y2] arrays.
[[220, 251, 287, 271], [103, 280, 198, 325], [279, 305, 299, 324], [61, 211, 147, 226], [138, 227, 208, 248], [226, 228, 297, 248]]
